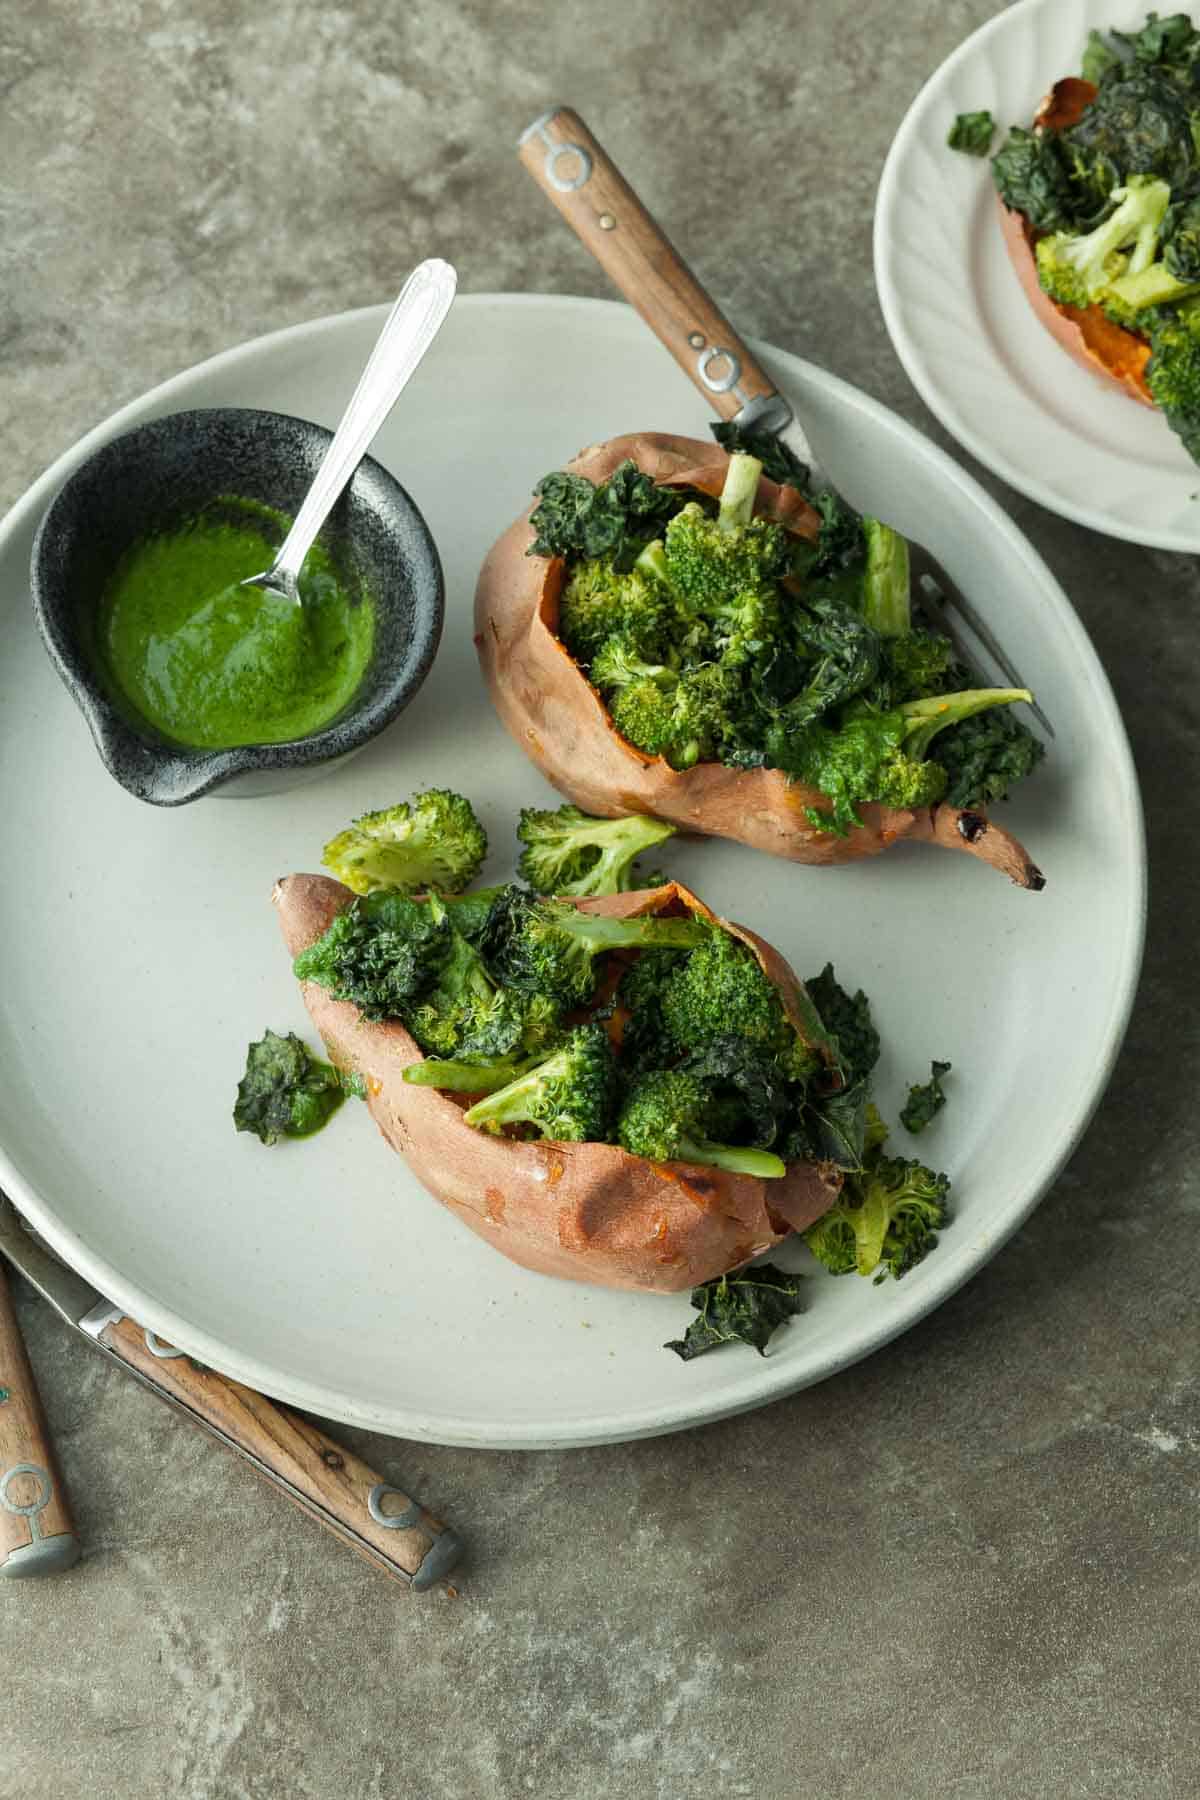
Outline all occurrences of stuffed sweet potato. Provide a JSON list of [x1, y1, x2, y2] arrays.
[[476, 432, 1044, 887], [275, 871, 845, 1293], [989, 14, 1200, 457]]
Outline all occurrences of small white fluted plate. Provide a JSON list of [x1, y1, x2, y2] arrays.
[[875, 0, 1200, 550], [0, 296, 1144, 1447]]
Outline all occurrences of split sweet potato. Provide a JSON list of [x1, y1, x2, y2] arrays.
[[998, 78, 1153, 404], [475, 431, 1043, 888], [274, 872, 843, 1295]]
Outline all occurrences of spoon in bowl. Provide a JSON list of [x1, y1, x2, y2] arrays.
[[240, 257, 457, 607]]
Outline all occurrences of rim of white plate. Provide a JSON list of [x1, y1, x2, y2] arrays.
[[0, 294, 1148, 1445]]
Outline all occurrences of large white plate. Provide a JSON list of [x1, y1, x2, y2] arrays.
[[875, 0, 1200, 551], [0, 295, 1144, 1448]]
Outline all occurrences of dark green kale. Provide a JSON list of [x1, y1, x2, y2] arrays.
[[676, 1037, 799, 1149], [1164, 194, 1200, 279], [991, 126, 1074, 232], [948, 110, 996, 156], [293, 893, 448, 1022], [665, 1263, 805, 1360], [1083, 27, 1126, 86], [805, 964, 880, 1088], [709, 418, 809, 488], [528, 459, 682, 570], [479, 886, 704, 1007], [234, 1031, 345, 1145], [900, 1060, 952, 1134], [617, 1069, 788, 1177], [935, 694, 1045, 809]]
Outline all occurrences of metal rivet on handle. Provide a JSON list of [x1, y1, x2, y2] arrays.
[[598, 211, 616, 230], [367, 1484, 424, 1532], [696, 345, 742, 393], [687, 332, 705, 348], [0, 1463, 52, 1537]]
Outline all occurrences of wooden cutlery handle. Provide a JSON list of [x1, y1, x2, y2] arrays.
[[0, 1264, 81, 1577], [518, 105, 781, 421], [89, 1313, 462, 1591]]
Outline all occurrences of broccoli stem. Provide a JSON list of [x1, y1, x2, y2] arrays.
[[403, 1055, 543, 1093], [901, 688, 1032, 760], [553, 911, 706, 953], [861, 519, 911, 637], [634, 539, 672, 587], [675, 1137, 787, 1178], [717, 453, 763, 532]]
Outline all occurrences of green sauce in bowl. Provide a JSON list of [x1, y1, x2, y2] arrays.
[[99, 498, 374, 749]]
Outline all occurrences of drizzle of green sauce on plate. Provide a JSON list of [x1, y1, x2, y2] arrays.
[[99, 497, 374, 749]]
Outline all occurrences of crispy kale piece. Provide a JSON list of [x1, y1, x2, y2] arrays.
[[616, 1070, 787, 1177], [234, 1030, 345, 1145], [516, 804, 676, 898], [948, 110, 995, 156], [528, 459, 682, 570], [321, 789, 486, 897], [293, 892, 448, 1021], [479, 886, 704, 1007], [900, 1060, 952, 1134], [664, 1263, 804, 1360], [935, 700, 1046, 808], [462, 1023, 620, 1142], [804, 1141, 951, 1281], [804, 964, 880, 1087], [709, 420, 809, 487], [676, 1037, 803, 1148], [991, 127, 1075, 232], [404, 895, 561, 1062]]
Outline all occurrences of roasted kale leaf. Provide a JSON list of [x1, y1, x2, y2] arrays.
[[948, 110, 995, 156], [664, 1263, 805, 1360], [527, 459, 681, 569], [234, 1030, 346, 1145]]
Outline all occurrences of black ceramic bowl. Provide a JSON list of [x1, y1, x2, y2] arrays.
[[30, 407, 444, 804]]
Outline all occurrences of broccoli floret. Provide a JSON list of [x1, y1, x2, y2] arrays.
[[770, 687, 1034, 835], [1104, 260, 1200, 315], [557, 559, 678, 665], [662, 455, 790, 608], [479, 887, 705, 1007], [804, 1150, 950, 1281], [659, 923, 792, 1057], [878, 630, 956, 704], [516, 804, 675, 898], [462, 1023, 619, 1143], [589, 636, 676, 696], [321, 789, 486, 897], [617, 1070, 787, 1177], [607, 658, 741, 770], [233, 1030, 345, 1145], [613, 948, 688, 1072], [1034, 175, 1171, 308], [900, 1060, 952, 1134], [1145, 300, 1200, 458]]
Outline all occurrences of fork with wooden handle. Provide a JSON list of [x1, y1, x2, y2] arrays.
[[0, 1260, 80, 1576], [517, 105, 1052, 739]]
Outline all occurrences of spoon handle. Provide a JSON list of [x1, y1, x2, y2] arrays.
[[271, 258, 457, 588]]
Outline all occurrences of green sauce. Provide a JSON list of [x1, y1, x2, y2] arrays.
[[99, 498, 374, 749]]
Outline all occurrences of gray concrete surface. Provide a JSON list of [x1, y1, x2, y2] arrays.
[[3, 1, 1198, 1795]]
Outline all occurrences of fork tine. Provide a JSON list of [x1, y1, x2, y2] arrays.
[[913, 567, 1055, 741]]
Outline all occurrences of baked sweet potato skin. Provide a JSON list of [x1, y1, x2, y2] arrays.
[[274, 873, 844, 1294], [475, 431, 1042, 887], [997, 79, 1154, 405]]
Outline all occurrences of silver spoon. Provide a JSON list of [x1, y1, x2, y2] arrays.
[[241, 257, 457, 606]]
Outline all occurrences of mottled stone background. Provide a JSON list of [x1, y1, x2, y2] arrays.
[[3, 1, 1198, 1795]]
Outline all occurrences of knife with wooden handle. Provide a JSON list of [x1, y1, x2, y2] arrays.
[[0, 1193, 462, 1590], [0, 1258, 81, 1576]]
